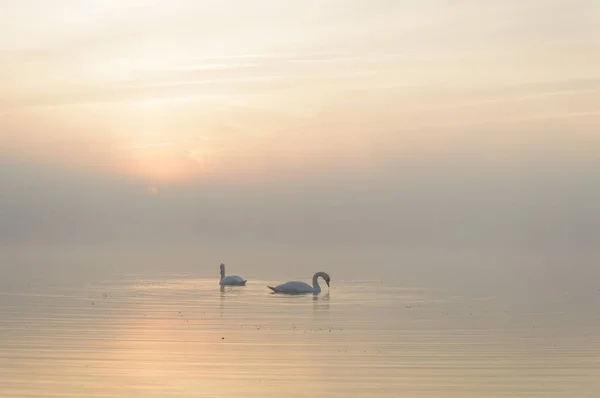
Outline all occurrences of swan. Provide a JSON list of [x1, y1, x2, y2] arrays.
[[219, 263, 247, 286], [267, 272, 330, 294]]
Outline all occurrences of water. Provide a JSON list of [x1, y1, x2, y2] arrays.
[[1, 275, 599, 397]]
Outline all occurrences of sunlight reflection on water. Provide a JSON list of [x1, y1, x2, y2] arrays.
[[0, 276, 599, 397]]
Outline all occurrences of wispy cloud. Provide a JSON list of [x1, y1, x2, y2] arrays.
[[1, 0, 599, 183]]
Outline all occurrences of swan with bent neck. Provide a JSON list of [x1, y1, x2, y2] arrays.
[[267, 272, 330, 294], [219, 263, 247, 286]]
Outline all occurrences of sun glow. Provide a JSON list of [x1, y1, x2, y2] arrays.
[[105, 98, 204, 183], [115, 142, 211, 184]]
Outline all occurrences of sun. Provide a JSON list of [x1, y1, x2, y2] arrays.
[[107, 97, 216, 184], [117, 143, 196, 183]]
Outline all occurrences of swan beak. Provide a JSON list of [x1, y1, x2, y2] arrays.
[[326, 280, 330, 287]]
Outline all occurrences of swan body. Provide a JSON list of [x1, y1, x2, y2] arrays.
[[267, 272, 330, 294], [219, 263, 246, 286]]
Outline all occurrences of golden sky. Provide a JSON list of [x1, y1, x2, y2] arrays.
[[1, 0, 599, 184]]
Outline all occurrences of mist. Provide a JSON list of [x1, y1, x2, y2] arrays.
[[2, 141, 599, 296], [1, 0, 599, 297]]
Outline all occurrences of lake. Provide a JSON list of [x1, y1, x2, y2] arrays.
[[1, 275, 599, 397]]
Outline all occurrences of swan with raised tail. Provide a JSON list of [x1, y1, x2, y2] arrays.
[[219, 263, 247, 286], [267, 272, 330, 294]]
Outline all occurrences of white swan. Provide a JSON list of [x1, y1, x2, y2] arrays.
[[267, 272, 330, 294], [219, 263, 247, 286]]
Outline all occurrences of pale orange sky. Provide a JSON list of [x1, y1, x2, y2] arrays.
[[1, 0, 599, 185]]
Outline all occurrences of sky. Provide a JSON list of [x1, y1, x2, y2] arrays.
[[1, 0, 599, 289]]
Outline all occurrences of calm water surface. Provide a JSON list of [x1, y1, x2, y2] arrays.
[[1, 275, 599, 397]]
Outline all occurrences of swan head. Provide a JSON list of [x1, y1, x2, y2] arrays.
[[317, 272, 331, 287]]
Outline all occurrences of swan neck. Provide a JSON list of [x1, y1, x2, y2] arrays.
[[220, 266, 225, 280], [312, 273, 321, 293]]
